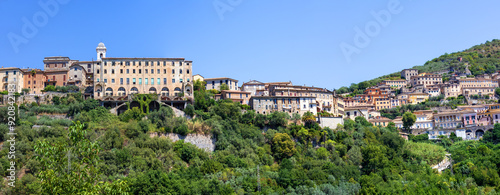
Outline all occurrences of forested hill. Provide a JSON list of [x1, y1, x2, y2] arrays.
[[336, 39, 500, 94], [414, 39, 500, 75]]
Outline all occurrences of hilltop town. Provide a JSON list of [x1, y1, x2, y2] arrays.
[[2, 41, 500, 142]]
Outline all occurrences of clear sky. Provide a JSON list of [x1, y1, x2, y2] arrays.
[[1, 0, 499, 89]]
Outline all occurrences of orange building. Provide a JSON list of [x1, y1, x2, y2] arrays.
[[21, 68, 46, 94]]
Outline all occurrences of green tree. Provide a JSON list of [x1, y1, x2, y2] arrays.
[[302, 111, 316, 127], [43, 85, 56, 92], [402, 111, 416, 132], [272, 133, 297, 160], [219, 83, 230, 91], [184, 104, 195, 117], [33, 121, 129, 194]]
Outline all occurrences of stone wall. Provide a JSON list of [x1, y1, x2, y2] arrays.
[[149, 132, 215, 152], [318, 116, 344, 129]]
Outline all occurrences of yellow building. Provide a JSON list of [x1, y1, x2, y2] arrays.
[[407, 92, 429, 104], [0, 67, 23, 93], [93, 43, 193, 99]]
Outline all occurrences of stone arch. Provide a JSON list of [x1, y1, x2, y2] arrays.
[[466, 130, 473, 140], [161, 87, 170, 97], [118, 87, 126, 96], [185, 84, 192, 96], [174, 87, 182, 96], [95, 84, 103, 97], [149, 101, 161, 112], [105, 87, 113, 96], [476, 129, 485, 138], [130, 101, 140, 109], [130, 87, 139, 94], [149, 87, 157, 94]]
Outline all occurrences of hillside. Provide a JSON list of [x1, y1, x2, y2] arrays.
[[337, 39, 500, 94]]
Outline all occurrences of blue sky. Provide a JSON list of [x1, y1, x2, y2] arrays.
[[1, 1, 499, 89]]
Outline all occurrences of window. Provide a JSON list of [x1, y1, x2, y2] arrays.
[[112, 69, 115, 74], [127, 69, 129, 74], [97, 69, 100, 74], [163, 78, 167, 84], [172, 79, 175, 83], [126, 78, 130, 84], [63, 75, 66, 81], [172, 70, 175, 74], [97, 78, 99, 82], [157, 69, 160, 74], [145, 69, 148, 74], [145, 78, 148, 85], [180, 69, 183, 74], [133, 69, 136, 74], [104, 79, 107, 83], [138, 61, 141, 66], [187, 69, 190, 74], [139, 78, 142, 85], [133, 78, 136, 84], [145, 61, 149, 66], [157, 78, 160, 84], [111, 79, 115, 83], [164, 69, 166, 74], [120, 78, 123, 84], [139, 69, 141, 74], [120, 69, 123, 74], [104, 69, 107, 74], [180, 79, 183, 82], [28, 81, 30, 84]]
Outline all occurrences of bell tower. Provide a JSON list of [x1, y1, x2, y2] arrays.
[[96, 42, 107, 60]]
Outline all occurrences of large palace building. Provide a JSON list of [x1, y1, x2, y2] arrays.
[[92, 42, 193, 100]]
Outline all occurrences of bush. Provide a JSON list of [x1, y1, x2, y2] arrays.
[[174, 123, 189, 136]]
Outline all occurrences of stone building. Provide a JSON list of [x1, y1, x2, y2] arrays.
[[410, 73, 442, 88], [92, 43, 193, 99], [220, 90, 251, 105], [401, 69, 419, 81]]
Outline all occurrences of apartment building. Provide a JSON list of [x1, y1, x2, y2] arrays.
[[441, 83, 461, 98], [369, 116, 392, 127], [268, 84, 335, 113], [67, 63, 88, 88], [462, 109, 478, 127], [382, 79, 407, 89], [220, 90, 251, 105], [483, 104, 500, 124], [205, 77, 238, 91], [401, 69, 419, 81], [434, 111, 462, 129], [193, 74, 204, 82], [43, 56, 75, 87], [93, 43, 193, 99], [240, 80, 293, 96], [424, 85, 441, 97], [0, 67, 23, 93], [407, 92, 429, 104], [250, 96, 317, 115], [21, 68, 46, 94], [334, 96, 345, 116], [410, 73, 442, 88]]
